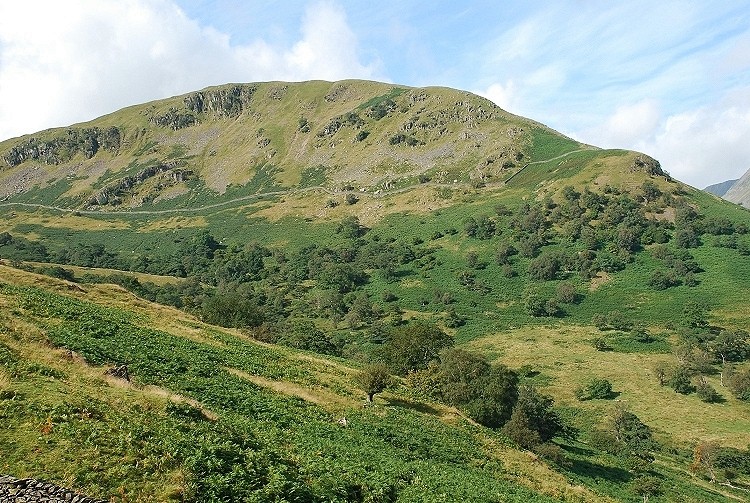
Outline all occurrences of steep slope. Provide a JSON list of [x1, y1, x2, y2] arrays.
[[0, 80, 571, 210], [704, 179, 738, 197], [723, 167, 750, 207], [0, 264, 605, 503]]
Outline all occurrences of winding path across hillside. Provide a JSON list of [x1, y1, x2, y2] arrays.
[[0, 147, 597, 218]]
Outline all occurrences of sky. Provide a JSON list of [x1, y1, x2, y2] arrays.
[[1, 1, 749, 188]]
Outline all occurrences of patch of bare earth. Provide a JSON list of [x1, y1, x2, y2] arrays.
[[225, 367, 356, 408], [589, 271, 611, 291]]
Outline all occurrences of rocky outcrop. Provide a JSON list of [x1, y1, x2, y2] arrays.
[[630, 154, 669, 179], [3, 127, 121, 167], [0, 475, 106, 503], [87, 160, 192, 207]]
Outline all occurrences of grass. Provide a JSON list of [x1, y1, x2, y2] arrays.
[[0, 265, 599, 502], [467, 325, 750, 449]]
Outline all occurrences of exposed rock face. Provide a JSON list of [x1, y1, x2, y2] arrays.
[[0, 475, 106, 503], [723, 167, 750, 207], [630, 154, 669, 179], [704, 179, 738, 197]]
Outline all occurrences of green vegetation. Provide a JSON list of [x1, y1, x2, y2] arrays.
[[1, 79, 749, 502]]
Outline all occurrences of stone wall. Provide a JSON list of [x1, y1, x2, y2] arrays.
[[0, 475, 106, 503]]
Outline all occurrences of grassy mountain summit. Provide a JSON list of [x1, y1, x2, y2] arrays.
[[1, 80, 750, 501], [1, 79, 627, 211]]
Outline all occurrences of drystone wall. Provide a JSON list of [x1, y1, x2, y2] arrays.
[[0, 475, 106, 503]]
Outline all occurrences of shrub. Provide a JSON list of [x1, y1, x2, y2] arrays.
[[354, 130, 369, 142], [667, 365, 695, 394], [695, 379, 722, 403], [728, 368, 750, 401], [575, 377, 614, 400]]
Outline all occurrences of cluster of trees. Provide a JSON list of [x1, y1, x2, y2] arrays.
[[652, 302, 750, 402], [351, 321, 570, 461]]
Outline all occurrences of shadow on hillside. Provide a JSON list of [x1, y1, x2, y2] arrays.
[[568, 458, 632, 483], [381, 396, 444, 416]]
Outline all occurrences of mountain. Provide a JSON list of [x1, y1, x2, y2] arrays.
[[1, 80, 750, 502], [703, 178, 738, 197], [724, 167, 750, 207]]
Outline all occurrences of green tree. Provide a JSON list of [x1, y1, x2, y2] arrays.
[[383, 321, 453, 375], [612, 409, 656, 469], [631, 475, 662, 503], [667, 365, 695, 394], [277, 319, 338, 355], [728, 367, 750, 401], [501, 406, 541, 449], [513, 385, 566, 443], [356, 363, 394, 402], [709, 330, 749, 365]]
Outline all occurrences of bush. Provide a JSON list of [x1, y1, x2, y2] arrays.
[[695, 379, 722, 403], [436, 349, 519, 428], [502, 407, 541, 449], [383, 321, 453, 375], [575, 377, 614, 400], [728, 368, 750, 401], [667, 365, 695, 394]]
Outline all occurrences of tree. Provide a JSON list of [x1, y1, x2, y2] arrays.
[[640, 180, 662, 203], [502, 406, 541, 449], [709, 330, 749, 366], [727, 367, 750, 401], [681, 300, 710, 330], [356, 363, 394, 402], [611, 409, 656, 470], [667, 365, 695, 394], [555, 282, 578, 304], [631, 475, 662, 503], [652, 361, 670, 386], [383, 321, 453, 375], [277, 319, 338, 355], [692, 441, 720, 483], [336, 215, 366, 239], [528, 252, 563, 280], [695, 377, 722, 403], [513, 385, 565, 443]]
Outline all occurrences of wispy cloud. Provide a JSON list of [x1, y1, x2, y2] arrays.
[[476, 1, 750, 186]]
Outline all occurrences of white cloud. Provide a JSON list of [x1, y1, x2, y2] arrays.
[[0, 0, 378, 141], [478, 81, 518, 112], [645, 102, 750, 188], [573, 91, 750, 188], [581, 100, 662, 149]]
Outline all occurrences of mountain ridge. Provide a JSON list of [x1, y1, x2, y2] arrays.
[[723, 166, 750, 207]]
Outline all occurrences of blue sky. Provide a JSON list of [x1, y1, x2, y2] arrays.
[[1, 1, 749, 187]]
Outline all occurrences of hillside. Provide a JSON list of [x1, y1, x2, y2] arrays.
[[724, 168, 750, 207], [704, 179, 738, 197], [1, 80, 750, 502]]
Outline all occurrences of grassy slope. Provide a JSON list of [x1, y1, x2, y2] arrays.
[[0, 265, 606, 503]]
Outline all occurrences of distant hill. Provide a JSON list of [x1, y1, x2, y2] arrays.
[[704, 178, 738, 197], [724, 167, 750, 207]]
